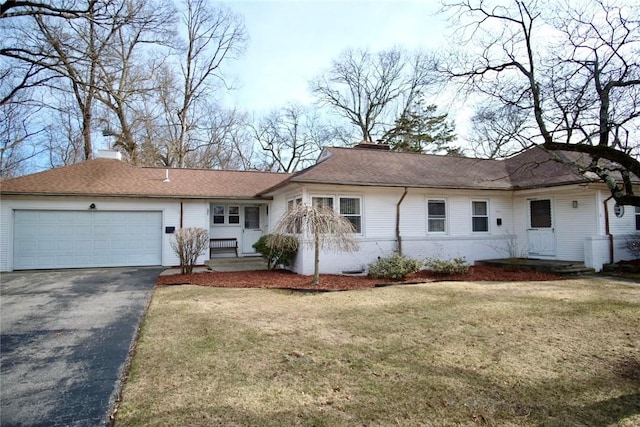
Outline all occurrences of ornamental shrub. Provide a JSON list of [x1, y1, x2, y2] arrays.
[[170, 227, 209, 274], [424, 257, 470, 275], [367, 254, 423, 280], [253, 234, 299, 270], [625, 236, 640, 258]]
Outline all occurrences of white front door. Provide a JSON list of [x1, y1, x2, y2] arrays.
[[527, 199, 556, 257], [242, 206, 262, 254]]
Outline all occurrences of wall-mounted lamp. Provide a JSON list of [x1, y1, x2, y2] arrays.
[[572, 200, 578, 209], [89, 203, 96, 210]]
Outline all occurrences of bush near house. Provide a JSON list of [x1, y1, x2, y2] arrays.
[[424, 257, 470, 275], [367, 253, 423, 280], [253, 233, 299, 270], [170, 228, 209, 274], [625, 235, 640, 258]]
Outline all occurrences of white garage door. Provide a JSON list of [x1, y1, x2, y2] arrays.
[[13, 210, 162, 270]]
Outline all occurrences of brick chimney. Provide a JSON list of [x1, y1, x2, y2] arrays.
[[353, 140, 390, 150]]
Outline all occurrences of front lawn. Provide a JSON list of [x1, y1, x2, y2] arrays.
[[115, 277, 640, 426]]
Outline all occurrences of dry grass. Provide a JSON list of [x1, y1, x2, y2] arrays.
[[116, 277, 640, 426]]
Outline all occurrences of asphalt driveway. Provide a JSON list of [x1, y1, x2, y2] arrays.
[[0, 267, 160, 426]]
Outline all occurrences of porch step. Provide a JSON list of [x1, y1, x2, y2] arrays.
[[205, 256, 268, 272], [549, 265, 597, 276], [477, 258, 595, 276]]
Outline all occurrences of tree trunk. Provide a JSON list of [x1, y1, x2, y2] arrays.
[[313, 233, 320, 286]]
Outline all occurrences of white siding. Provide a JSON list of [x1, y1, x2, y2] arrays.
[[269, 185, 517, 275], [0, 196, 210, 271], [602, 193, 639, 262], [554, 193, 598, 261], [399, 194, 427, 237]]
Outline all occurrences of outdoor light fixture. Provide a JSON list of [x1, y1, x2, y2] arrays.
[[572, 201, 578, 209], [89, 203, 96, 210]]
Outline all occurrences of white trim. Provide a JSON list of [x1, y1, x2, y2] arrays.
[[309, 193, 364, 236], [210, 203, 241, 227], [471, 199, 490, 234], [426, 198, 448, 234]]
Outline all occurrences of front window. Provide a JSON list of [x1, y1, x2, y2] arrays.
[[312, 196, 334, 209], [228, 206, 240, 224], [211, 204, 240, 225], [427, 199, 446, 233], [287, 197, 303, 233], [310, 195, 361, 234], [339, 197, 361, 233], [213, 205, 225, 224], [636, 206, 640, 231], [472, 201, 489, 232]]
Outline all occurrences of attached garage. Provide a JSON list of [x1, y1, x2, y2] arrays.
[[13, 210, 162, 270]]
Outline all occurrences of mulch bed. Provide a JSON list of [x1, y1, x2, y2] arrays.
[[156, 265, 563, 291]]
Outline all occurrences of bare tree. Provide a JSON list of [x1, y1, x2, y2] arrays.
[[186, 108, 258, 169], [311, 47, 436, 143], [1, 0, 98, 19], [469, 102, 532, 158], [252, 104, 333, 172], [0, 1, 114, 105], [28, 0, 135, 160], [44, 94, 86, 167], [271, 204, 359, 286], [163, 0, 246, 168], [93, 0, 176, 165], [0, 98, 45, 178], [441, 0, 640, 206]]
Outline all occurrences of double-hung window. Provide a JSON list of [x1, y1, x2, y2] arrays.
[[312, 196, 334, 210], [286, 197, 303, 233], [311, 195, 362, 234], [472, 201, 489, 232], [212, 204, 239, 225], [427, 199, 446, 233], [339, 197, 361, 233]]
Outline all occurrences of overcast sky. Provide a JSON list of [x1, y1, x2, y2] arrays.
[[219, 0, 450, 114]]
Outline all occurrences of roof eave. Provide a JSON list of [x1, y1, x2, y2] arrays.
[[0, 191, 273, 200], [284, 178, 513, 191]]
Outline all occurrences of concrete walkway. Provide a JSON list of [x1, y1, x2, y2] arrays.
[[0, 267, 160, 426]]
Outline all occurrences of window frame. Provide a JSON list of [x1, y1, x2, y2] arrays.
[[228, 205, 240, 224], [309, 194, 363, 235], [311, 195, 334, 210], [635, 206, 640, 231], [211, 204, 241, 226], [338, 196, 362, 234], [286, 196, 303, 233], [212, 204, 225, 225], [426, 198, 447, 234], [471, 200, 490, 233]]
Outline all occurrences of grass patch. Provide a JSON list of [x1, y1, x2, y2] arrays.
[[116, 278, 640, 426]]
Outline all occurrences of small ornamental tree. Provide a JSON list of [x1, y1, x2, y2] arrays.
[[270, 204, 359, 286], [170, 227, 209, 274]]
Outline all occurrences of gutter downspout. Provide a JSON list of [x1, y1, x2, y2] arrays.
[[603, 196, 614, 264], [396, 187, 408, 256], [180, 200, 184, 229]]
